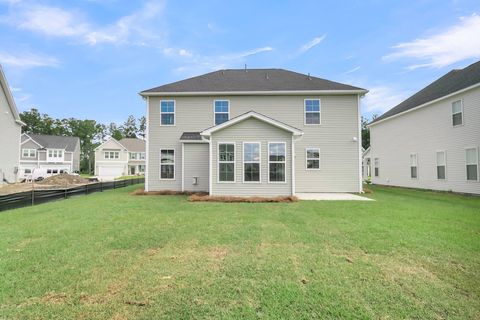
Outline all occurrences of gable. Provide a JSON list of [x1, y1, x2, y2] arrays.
[[211, 117, 294, 140], [0, 65, 23, 125], [96, 138, 126, 151]]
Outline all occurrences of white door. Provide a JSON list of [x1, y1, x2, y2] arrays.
[[98, 165, 124, 177]]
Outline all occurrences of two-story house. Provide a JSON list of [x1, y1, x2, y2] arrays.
[[369, 60, 480, 194], [19, 133, 81, 177], [94, 137, 146, 178], [140, 68, 367, 196], [0, 65, 24, 184]]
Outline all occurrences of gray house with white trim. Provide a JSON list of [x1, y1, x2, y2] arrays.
[[369, 60, 480, 194], [140, 69, 367, 196]]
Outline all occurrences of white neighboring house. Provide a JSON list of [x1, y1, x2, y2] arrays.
[[19, 133, 81, 179], [369, 60, 480, 195], [362, 147, 371, 180], [94, 137, 146, 178], [0, 65, 24, 184]]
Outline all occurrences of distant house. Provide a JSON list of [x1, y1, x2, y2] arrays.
[[140, 68, 367, 196], [369, 61, 480, 194], [0, 65, 23, 184], [362, 147, 371, 180], [94, 137, 146, 178], [19, 134, 81, 177]]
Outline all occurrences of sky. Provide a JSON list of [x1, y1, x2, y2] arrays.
[[1, 0, 480, 124]]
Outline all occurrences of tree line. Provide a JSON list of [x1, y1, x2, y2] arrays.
[[361, 114, 378, 150], [20, 108, 146, 174]]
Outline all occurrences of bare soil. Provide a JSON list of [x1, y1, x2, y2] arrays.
[[0, 174, 91, 195]]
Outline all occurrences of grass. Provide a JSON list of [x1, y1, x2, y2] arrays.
[[115, 175, 145, 181], [0, 185, 479, 319]]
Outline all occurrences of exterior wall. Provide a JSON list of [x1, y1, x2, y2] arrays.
[[94, 139, 128, 176], [20, 140, 41, 161], [370, 87, 480, 194], [72, 140, 81, 172], [210, 118, 292, 196], [147, 95, 361, 193], [0, 85, 21, 184], [19, 140, 76, 174], [183, 143, 209, 192]]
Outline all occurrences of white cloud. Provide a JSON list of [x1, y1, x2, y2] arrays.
[[362, 86, 409, 114], [0, 52, 59, 68], [298, 35, 326, 54], [163, 47, 193, 57], [221, 46, 273, 60], [384, 14, 480, 69], [343, 66, 360, 75]]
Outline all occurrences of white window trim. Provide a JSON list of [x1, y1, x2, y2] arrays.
[[410, 153, 418, 180], [268, 142, 287, 184], [47, 148, 64, 161], [452, 99, 464, 127], [436, 150, 447, 181], [305, 147, 320, 170], [217, 142, 236, 183], [304, 98, 321, 126], [465, 146, 479, 182], [160, 148, 175, 180], [22, 148, 36, 158], [104, 151, 120, 159], [160, 100, 176, 126], [213, 99, 230, 126], [242, 142, 261, 183], [374, 158, 379, 177]]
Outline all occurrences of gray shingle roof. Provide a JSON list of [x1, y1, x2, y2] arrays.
[[372, 60, 480, 124], [118, 138, 145, 152], [180, 132, 202, 141], [29, 134, 80, 152], [141, 69, 366, 94]]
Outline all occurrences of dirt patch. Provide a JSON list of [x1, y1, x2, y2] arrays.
[[131, 188, 207, 196], [188, 194, 298, 203], [38, 173, 89, 186], [42, 292, 68, 304]]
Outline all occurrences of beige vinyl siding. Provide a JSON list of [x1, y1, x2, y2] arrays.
[[147, 95, 361, 193], [183, 143, 209, 192], [20, 140, 40, 160], [210, 118, 292, 196], [370, 86, 480, 194], [94, 139, 128, 176], [0, 85, 21, 183]]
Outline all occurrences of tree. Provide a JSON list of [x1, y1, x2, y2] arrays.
[[361, 114, 378, 150], [108, 123, 123, 141], [138, 116, 146, 139], [122, 115, 137, 138]]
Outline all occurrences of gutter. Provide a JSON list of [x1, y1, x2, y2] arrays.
[[139, 89, 368, 97]]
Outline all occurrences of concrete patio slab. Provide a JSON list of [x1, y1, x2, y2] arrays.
[[296, 193, 374, 201]]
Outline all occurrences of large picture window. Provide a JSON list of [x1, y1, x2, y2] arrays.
[[243, 142, 260, 182], [161, 100, 175, 125], [410, 153, 418, 179], [306, 148, 320, 170], [160, 149, 175, 179], [218, 143, 235, 182], [466, 148, 478, 181], [268, 142, 286, 182], [436, 151, 446, 180], [304, 99, 320, 125], [214, 100, 229, 125]]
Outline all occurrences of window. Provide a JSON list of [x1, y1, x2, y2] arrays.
[[138, 165, 146, 173], [410, 154, 418, 179], [129, 152, 146, 160], [129, 152, 137, 160], [140, 152, 146, 160], [52, 169, 58, 174], [22, 149, 36, 158], [218, 143, 235, 182], [24, 169, 32, 174], [214, 100, 229, 125], [161, 100, 175, 125], [466, 148, 478, 181], [452, 100, 463, 126], [304, 99, 320, 125], [436, 151, 446, 180], [269, 142, 286, 182], [243, 142, 260, 182], [374, 158, 379, 177], [104, 151, 119, 159], [306, 148, 320, 170], [47, 169, 52, 174], [48, 149, 63, 158], [160, 149, 175, 179]]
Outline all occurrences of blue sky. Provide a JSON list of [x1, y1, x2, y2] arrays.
[[1, 0, 480, 124]]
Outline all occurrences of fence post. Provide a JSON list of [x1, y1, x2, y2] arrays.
[[100, 181, 103, 192], [85, 184, 88, 195]]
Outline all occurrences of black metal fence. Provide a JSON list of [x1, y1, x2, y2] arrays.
[[0, 178, 144, 212]]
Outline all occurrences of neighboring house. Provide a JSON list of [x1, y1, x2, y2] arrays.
[[362, 147, 371, 180], [94, 137, 146, 178], [140, 68, 367, 196], [0, 65, 24, 184], [19, 134, 81, 177], [369, 60, 480, 195]]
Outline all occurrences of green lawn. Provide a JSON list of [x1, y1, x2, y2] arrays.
[[0, 185, 479, 319]]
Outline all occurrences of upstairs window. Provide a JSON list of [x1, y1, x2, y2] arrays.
[[161, 100, 175, 125], [410, 153, 418, 179], [306, 148, 320, 170], [436, 151, 446, 180], [160, 149, 175, 179], [22, 149, 36, 158], [466, 148, 478, 181], [452, 100, 463, 126], [214, 100, 229, 125], [243, 142, 260, 182], [269, 142, 286, 182], [47, 149, 63, 161], [218, 143, 235, 182], [304, 99, 320, 125], [374, 158, 379, 177], [104, 151, 119, 159]]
